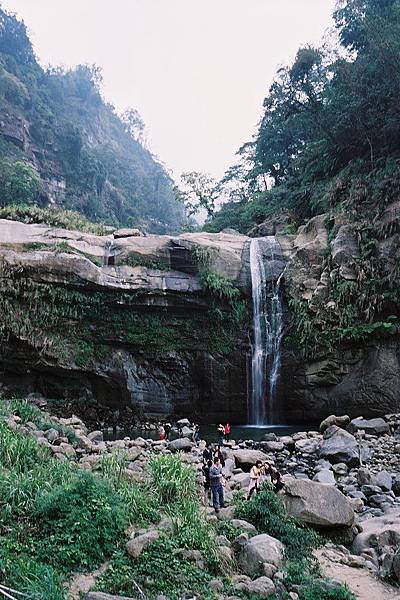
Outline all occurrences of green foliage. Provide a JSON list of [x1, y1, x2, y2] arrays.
[[0, 6, 186, 232], [0, 203, 109, 233], [34, 470, 129, 572], [96, 540, 216, 600], [120, 252, 169, 271], [9, 397, 44, 424], [207, 0, 400, 235], [149, 453, 198, 505], [0, 159, 41, 206], [284, 558, 355, 600], [235, 485, 321, 559]]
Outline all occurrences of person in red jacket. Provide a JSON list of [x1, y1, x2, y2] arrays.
[[224, 422, 231, 442]]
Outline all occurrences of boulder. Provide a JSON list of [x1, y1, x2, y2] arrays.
[[126, 530, 159, 559], [294, 438, 320, 454], [319, 426, 359, 467], [113, 228, 144, 238], [347, 417, 390, 436], [282, 478, 354, 529], [230, 519, 257, 533], [176, 418, 191, 427], [376, 470, 393, 492], [357, 467, 376, 487], [237, 534, 284, 575], [88, 430, 104, 442], [352, 509, 400, 555], [393, 550, 400, 582], [168, 437, 192, 452], [246, 577, 276, 598], [312, 469, 335, 485], [263, 441, 284, 452], [233, 449, 268, 470], [319, 415, 350, 434], [181, 426, 193, 438], [232, 472, 251, 488]]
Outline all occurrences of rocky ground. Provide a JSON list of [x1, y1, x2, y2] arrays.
[[6, 406, 400, 599]]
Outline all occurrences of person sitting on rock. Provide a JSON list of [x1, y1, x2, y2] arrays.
[[263, 461, 284, 493], [247, 460, 263, 499], [209, 456, 225, 513]]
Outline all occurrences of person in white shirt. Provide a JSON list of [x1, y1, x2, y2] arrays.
[[247, 460, 263, 500]]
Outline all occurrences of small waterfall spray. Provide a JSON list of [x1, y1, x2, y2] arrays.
[[249, 237, 284, 425]]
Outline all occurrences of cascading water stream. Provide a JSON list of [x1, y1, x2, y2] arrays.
[[249, 237, 285, 425]]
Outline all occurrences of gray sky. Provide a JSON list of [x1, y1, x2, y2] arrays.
[[3, 0, 336, 180]]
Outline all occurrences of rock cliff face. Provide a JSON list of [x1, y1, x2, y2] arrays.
[[276, 204, 400, 422], [0, 212, 398, 425], [0, 220, 251, 425]]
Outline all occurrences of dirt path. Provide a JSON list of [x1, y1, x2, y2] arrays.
[[68, 562, 109, 599], [316, 548, 400, 600]]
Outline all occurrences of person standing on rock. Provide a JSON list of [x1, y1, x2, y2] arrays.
[[214, 445, 225, 467], [247, 460, 263, 499], [217, 424, 225, 447], [202, 459, 212, 506], [224, 422, 231, 443], [164, 422, 171, 440], [159, 424, 166, 440], [193, 424, 201, 446], [203, 442, 213, 464], [209, 456, 225, 513]]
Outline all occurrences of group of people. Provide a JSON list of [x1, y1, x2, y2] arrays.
[[248, 460, 284, 499], [202, 443, 226, 512], [217, 423, 231, 446], [202, 442, 284, 514]]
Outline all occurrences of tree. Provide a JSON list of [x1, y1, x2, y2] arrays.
[[176, 172, 218, 218], [121, 108, 146, 145]]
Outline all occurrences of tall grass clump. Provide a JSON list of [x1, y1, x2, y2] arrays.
[[149, 453, 198, 505], [100, 451, 160, 526]]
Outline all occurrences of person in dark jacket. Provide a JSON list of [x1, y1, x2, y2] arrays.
[[209, 457, 225, 513], [203, 442, 213, 464], [202, 459, 212, 505]]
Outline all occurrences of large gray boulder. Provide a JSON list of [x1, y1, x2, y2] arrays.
[[168, 437, 193, 452], [319, 425, 359, 467], [319, 415, 350, 434], [237, 534, 284, 576], [282, 478, 354, 529], [233, 449, 268, 469], [352, 509, 400, 555], [126, 530, 159, 558], [347, 417, 390, 436]]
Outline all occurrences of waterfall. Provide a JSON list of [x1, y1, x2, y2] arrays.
[[103, 240, 115, 267], [249, 237, 284, 425]]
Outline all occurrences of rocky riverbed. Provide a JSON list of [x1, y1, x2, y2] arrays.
[[7, 404, 400, 597]]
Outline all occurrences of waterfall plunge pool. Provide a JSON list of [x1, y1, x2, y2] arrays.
[[103, 423, 316, 443]]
